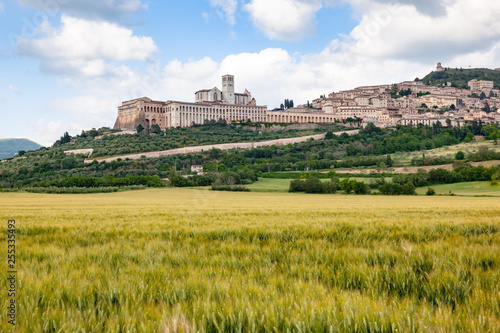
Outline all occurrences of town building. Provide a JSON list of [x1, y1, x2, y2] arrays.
[[468, 79, 494, 91]]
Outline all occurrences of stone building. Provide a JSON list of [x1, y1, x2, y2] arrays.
[[115, 75, 266, 130], [468, 79, 494, 91]]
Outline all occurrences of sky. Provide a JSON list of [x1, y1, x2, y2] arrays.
[[0, 0, 499, 146]]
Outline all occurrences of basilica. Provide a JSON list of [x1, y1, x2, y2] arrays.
[[114, 75, 267, 130]]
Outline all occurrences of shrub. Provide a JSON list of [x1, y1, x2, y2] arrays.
[[211, 185, 249, 192], [289, 179, 305, 193], [378, 181, 416, 195], [303, 177, 325, 194], [325, 177, 339, 194], [455, 151, 465, 160], [340, 178, 354, 194], [426, 187, 436, 196], [353, 181, 370, 195]]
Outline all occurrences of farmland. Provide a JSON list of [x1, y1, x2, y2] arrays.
[[1, 189, 499, 332]]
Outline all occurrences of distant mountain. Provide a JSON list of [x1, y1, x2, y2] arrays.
[[421, 68, 500, 89], [0, 139, 42, 160]]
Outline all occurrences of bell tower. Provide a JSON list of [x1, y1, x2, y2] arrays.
[[222, 75, 235, 104]]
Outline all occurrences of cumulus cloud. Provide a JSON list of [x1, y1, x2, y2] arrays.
[[16, 0, 147, 20], [371, 0, 449, 17], [17, 15, 158, 76], [208, 0, 238, 25], [348, 0, 500, 62], [244, 0, 323, 41]]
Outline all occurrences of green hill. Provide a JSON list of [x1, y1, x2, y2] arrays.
[[0, 138, 42, 160], [421, 68, 500, 89]]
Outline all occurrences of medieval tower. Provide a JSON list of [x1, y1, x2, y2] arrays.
[[222, 74, 235, 104]]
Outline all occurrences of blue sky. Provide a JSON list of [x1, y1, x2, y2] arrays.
[[1, 0, 499, 146]]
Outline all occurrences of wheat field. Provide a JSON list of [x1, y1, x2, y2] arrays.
[[0, 189, 499, 332]]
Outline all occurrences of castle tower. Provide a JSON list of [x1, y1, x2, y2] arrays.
[[436, 62, 444, 72], [222, 75, 235, 104]]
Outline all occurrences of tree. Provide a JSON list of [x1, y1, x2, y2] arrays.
[[303, 177, 325, 194], [426, 187, 436, 196], [455, 151, 465, 160], [450, 104, 456, 110], [480, 92, 487, 100], [325, 131, 334, 140], [60, 131, 71, 144], [386, 154, 393, 167], [353, 181, 370, 195], [150, 124, 162, 134], [483, 101, 491, 112], [136, 124, 145, 133], [217, 118, 227, 126], [289, 179, 305, 192], [88, 128, 99, 138], [340, 178, 353, 194], [361, 122, 382, 135], [290, 100, 294, 108]]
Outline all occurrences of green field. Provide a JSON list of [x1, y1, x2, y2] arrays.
[[1, 189, 499, 332], [392, 141, 500, 165], [417, 181, 500, 196]]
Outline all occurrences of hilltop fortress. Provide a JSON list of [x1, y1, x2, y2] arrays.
[[115, 68, 500, 131]]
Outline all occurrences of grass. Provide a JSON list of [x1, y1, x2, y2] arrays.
[[0, 189, 499, 332], [392, 141, 500, 165], [418, 181, 500, 196], [246, 178, 293, 192]]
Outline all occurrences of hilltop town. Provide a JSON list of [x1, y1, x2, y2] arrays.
[[114, 64, 500, 131]]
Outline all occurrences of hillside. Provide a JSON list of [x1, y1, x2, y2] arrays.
[[0, 138, 42, 160], [421, 67, 500, 89], [1, 122, 499, 190]]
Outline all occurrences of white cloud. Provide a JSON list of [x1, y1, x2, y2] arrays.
[[208, 0, 238, 25], [366, 0, 449, 17], [244, 0, 323, 41], [18, 15, 157, 61], [8, 85, 19, 94], [0, 2, 4, 13], [34, 119, 64, 146], [16, 0, 147, 20], [17, 15, 158, 77], [347, 0, 500, 62]]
